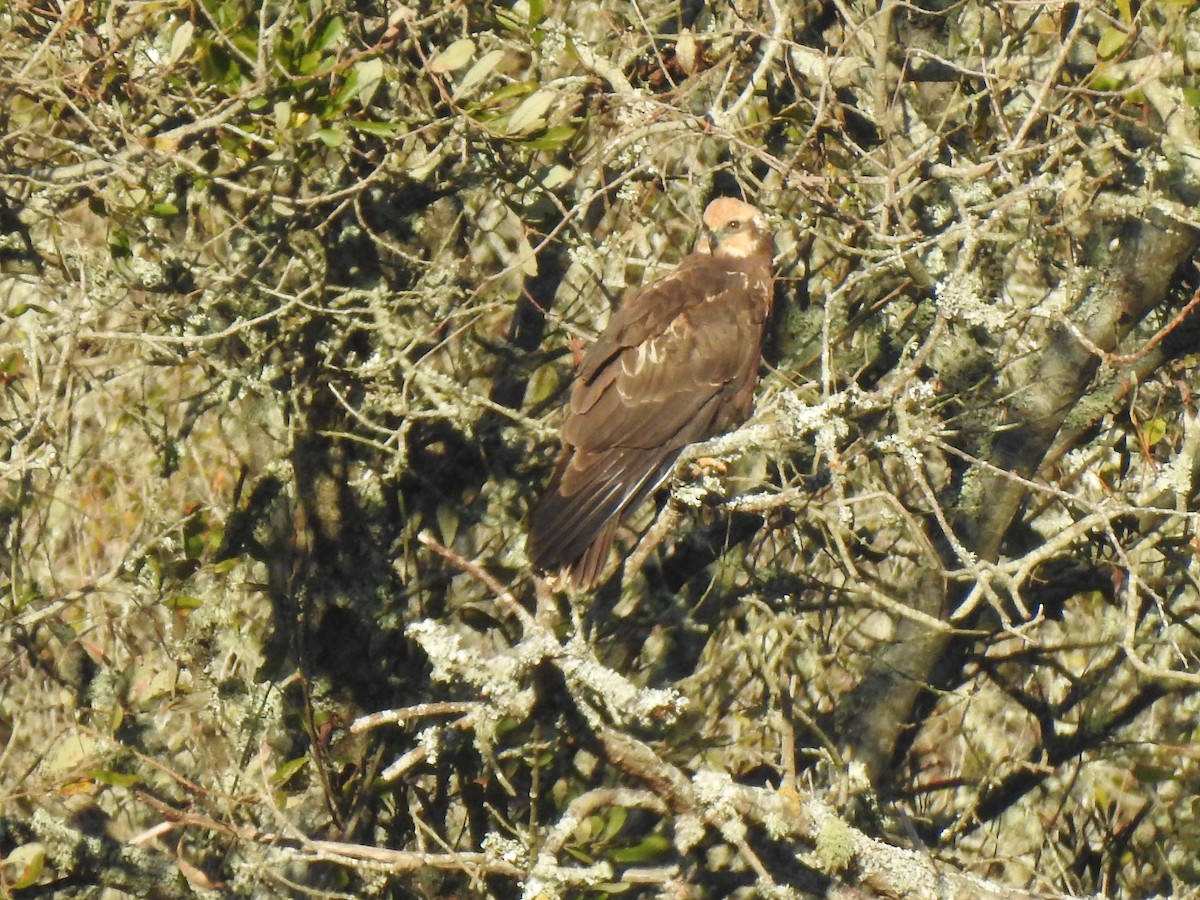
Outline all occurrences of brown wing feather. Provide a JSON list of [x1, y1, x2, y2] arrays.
[[528, 251, 771, 587]]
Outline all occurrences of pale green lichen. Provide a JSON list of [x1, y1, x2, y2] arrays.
[[815, 816, 856, 873]]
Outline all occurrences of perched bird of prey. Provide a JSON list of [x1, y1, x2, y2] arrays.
[[527, 197, 774, 588]]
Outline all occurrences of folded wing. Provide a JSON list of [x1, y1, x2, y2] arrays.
[[528, 254, 770, 587]]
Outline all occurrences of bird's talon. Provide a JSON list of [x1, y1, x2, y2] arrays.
[[688, 457, 728, 477]]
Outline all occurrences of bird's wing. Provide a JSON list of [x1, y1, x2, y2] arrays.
[[566, 256, 770, 452], [528, 255, 770, 581]]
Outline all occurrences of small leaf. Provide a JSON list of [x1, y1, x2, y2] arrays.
[[213, 4, 236, 29], [91, 769, 139, 788], [523, 126, 576, 151], [599, 806, 628, 842], [610, 833, 672, 863], [675, 29, 696, 74], [350, 120, 402, 137], [332, 65, 361, 110], [506, 88, 555, 134], [1096, 26, 1129, 58], [564, 845, 595, 864], [352, 57, 384, 106], [108, 705, 124, 739], [495, 5, 524, 30], [109, 226, 131, 259], [528, 0, 545, 26], [150, 202, 179, 217], [480, 80, 537, 107], [165, 594, 203, 610], [537, 163, 572, 189], [271, 755, 309, 787], [428, 38, 476, 74], [453, 49, 506, 100], [1141, 417, 1168, 447], [312, 128, 346, 147], [231, 30, 257, 57], [1089, 70, 1125, 92], [168, 21, 194, 64], [1183, 86, 1200, 109], [298, 49, 325, 75], [314, 16, 345, 51], [437, 504, 460, 545]]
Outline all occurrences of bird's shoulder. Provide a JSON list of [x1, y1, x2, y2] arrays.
[[577, 251, 769, 382], [623, 251, 767, 321]]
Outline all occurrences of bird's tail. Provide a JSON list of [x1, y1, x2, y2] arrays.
[[528, 448, 677, 589]]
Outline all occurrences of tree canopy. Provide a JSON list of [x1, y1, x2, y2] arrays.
[[3, 0, 1200, 897]]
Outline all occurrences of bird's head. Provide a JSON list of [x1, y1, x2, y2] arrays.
[[698, 198, 771, 260]]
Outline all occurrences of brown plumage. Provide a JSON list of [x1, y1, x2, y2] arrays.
[[527, 198, 774, 588]]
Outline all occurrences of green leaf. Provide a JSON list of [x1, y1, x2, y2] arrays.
[[352, 57, 385, 106], [437, 504, 459, 545], [506, 88, 555, 134], [1089, 69, 1126, 92], [231, 29, 257, 58], [453, 49, 506, 100], [564, 845, 595, 864], [109, 226, 131, 259], [428, 38, 476, 74], [610, 833, 672, 864], [350, 120, 402, 137], [1141, 417, 1168, 446], [599, 806, 628, 842], [314, 16, 345, 51], [1096, 26, 1129, 58], [332, 65, 362, 109], [271, 755, 309, 787], [211, 2, 238, 30], [536, 163, 573, 189], [5, 304, 50, 319], [91, 768, 139, 788], [528, 0, 545, 26], [479, 80, 537, 107], [312, 128, 346, 147], [150, 202, 180, 217], [168, 20, 195, 64], [298, 49, 331, 75], [165, 594, 204, 610], [523, 126, 576, 150], [495, 5, 524, 30], [1184, 86, 1200, 109]]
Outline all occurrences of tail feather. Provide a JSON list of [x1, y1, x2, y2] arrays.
[[569, 517, 620, 589], [528, 447, 678, 585]]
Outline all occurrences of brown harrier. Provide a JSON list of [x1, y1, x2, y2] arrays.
[[528, 198, 774, 588]]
